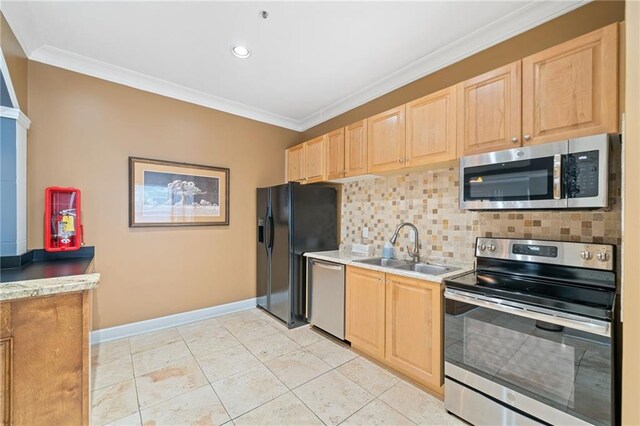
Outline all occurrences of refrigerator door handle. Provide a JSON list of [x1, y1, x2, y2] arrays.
[[268, 214, 275, 250], [306, 258, 312, 320]]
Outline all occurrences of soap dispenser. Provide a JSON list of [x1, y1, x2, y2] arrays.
[[382, 241, 394, 259]]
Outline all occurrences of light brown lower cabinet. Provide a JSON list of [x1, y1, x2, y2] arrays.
[[385, 274, 443, 393], [0, 291, 92, 425], [345, 267, 386, 361], [346, 266, 443, 395]]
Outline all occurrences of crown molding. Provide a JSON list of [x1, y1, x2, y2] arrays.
[[297, 0, 589, 131], [4, 0, 589, 132], [29, 45, 304, 130]]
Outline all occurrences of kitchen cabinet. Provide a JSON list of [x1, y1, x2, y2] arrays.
[[522, 23, 618, 145], [0, 292, 92, 425], [385, 274, 443, 393], [286, 144, 305, 183], [346, 267, 386, 361], [457, 61, 522, 156], [304, 135, 327, 183], [345, 266, 444, 394], [284, 23, 619, 179], [345, 120, 368, 177], [0, 338, 10, 425], [1, 303, 11, 425], [326, 128, 345, 180], [368, 106, 406, 173], [406, 86, 458, 166]]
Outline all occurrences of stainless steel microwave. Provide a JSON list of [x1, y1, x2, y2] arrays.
[[460, 134, 614, 210]]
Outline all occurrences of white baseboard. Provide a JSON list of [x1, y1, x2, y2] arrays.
[[91, 297, 257, 344]]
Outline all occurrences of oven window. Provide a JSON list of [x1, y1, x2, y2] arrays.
[[445, 302, 612, 426], [463, 158, 556, 202]]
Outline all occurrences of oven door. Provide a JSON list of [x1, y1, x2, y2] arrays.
[[460, 140, 568, 210], [444, 288, 613, 426]]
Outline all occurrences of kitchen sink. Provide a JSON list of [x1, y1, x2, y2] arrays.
[[395, 262, 460, 276], [353, 258, 460, 276], [354, 258, 410, 268]]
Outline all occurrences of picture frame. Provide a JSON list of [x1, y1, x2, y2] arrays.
[[129, 157, 229, 227]]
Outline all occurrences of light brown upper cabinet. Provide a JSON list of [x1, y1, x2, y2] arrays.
[[368, 106, 406, 173], [326, 128, 345, 180], [457, 61, 522, 156], [522, 23, 619, 145], [346, 266, 386, 361], [385, 274, 443, 394], [406, 85, 458, 167], [304, 135, 327, 183], [286, 144, 305, 183], [345, 120, 368, 177]]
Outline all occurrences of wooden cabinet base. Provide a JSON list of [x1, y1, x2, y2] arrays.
[[346, 267, 444, 396], [2, 291, 92, 425], [385, 275, 443, 395]]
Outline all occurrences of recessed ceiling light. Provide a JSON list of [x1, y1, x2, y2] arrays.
[[231, 46, 251, 59]]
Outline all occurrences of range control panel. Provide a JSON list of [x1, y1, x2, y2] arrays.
[[512, 244, 558, 258], [475, 238, 614, 271]]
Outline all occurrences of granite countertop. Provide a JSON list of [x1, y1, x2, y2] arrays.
[[0, 247, 100, 301], [304, 250, 473, 283]]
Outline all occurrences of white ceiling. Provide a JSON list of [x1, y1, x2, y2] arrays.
[[1, 1, 587, 131]]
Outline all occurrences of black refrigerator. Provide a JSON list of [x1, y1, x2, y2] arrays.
[[257, 183, 338, 328]]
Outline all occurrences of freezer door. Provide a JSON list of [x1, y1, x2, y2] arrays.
[[256, 188, 270, 310], [269, 184, 291, 324], [292, 185, 338, 253]]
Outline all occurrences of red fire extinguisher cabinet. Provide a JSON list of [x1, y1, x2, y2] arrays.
[[44, 187, 83, 252]]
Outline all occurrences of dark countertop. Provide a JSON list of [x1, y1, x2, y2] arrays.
[[1, 247, 95, 284]]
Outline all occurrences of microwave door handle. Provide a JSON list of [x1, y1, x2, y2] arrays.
[[553, 154, 562, 200]]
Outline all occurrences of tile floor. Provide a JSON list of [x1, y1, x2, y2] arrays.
[[91, 308, 466, 426]]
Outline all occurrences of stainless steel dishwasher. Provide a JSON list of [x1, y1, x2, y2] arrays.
[[307, 258, 345, 339]]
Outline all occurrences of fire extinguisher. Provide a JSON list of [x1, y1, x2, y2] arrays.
[[44, 187, 83, 252]]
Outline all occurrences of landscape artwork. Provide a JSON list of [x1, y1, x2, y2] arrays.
[[129, 157, 229, 226]]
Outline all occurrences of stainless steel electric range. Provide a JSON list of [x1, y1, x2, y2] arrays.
[[443, 237, 617, 426]]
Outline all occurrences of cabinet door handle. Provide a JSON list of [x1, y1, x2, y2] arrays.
[[524, 134, 531, 141], [511, 137, 519, 143], [399, 158, 404, 163]]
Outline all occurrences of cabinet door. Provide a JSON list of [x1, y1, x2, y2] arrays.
[[0, 338, 11, 425], [345, 120, 368, 177], [385, 274, 443, 392], [457, 61, 522, 156], [326, 129, 345, 180], [368, 106, 406, 173], [522, 23, 618, 145], [406, 86, 457, 167], [305, 136, 327, 183], [286, 144, 305, 182], [346, 267, 386, 361]]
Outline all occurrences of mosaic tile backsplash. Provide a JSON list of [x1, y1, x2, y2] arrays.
[[341, 152, 621, 266]]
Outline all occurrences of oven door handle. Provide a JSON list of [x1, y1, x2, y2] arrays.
[[444, 288, 611, 337]]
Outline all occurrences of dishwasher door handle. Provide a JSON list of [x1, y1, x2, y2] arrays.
[[312, 259, 344, 271]]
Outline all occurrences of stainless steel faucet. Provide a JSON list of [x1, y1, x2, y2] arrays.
[[389, 222, 420, 263]]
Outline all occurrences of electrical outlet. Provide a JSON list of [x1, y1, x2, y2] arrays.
[[409, 229, 416, 242], [362, 227, 369, 238]]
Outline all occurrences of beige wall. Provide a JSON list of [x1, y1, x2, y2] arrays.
[[0, 13, 28, 112], [302, 0, 625, 140], [27, 62, 300, 329], [622, 1, 640, 424]]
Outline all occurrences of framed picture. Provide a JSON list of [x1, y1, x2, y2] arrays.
[[129, 157, 229, 227]]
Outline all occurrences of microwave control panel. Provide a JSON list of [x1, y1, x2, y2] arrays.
[[566, 150, 599, 199]]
